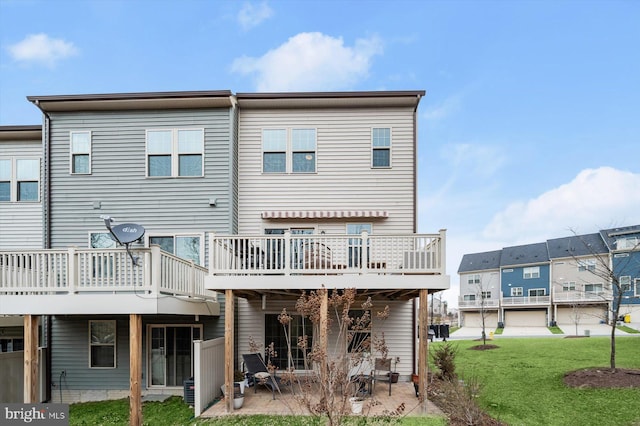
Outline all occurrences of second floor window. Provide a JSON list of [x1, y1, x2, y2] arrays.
[[146, 129, 204, 177], [262, 128, 316, 173], [372, 128, 391, 168], [0, 158, 40, 202], [562, 281, 576, 291], [467, 274, 481, 285], [529, 288, 546, 297], [70, 131, 91, 174], [585, 283, 603, 294], [510, 287, 523, 296], [523, 266, 540, 279], [620, 276, 632, 292], [578, 259, 596, 272], [635, 278, 640, 297], [149, 234, 202, 265]]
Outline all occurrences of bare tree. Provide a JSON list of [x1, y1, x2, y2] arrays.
[[571, 231, 640, 370], [475, 275, 498, 346], [569, 303, 583, 336]]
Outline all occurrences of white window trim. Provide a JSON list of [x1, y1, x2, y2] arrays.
[[467, 274, 481, 285], [261, 127, 317, 174], [371, 127, 392, 169], [146, 232, 205, 265], [89, 320, 116, 369], [523, 266, 540, 279], [145, 128, 204, 178], [510, 287, 523, 296], [620, 276, 632, 292], [634, 278, 640, 297], [577, 259, 596, 272], [0, 156, 41, 203], [585, 283, 604, 294], [562, 281, 576, 291], [528, 288, 546, 296], [69, 131, 92, 175]]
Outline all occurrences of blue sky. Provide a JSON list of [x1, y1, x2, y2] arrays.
[[1, 0, 639, 308]]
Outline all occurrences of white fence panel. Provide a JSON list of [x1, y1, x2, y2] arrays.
[[194, 337, 225, 416]]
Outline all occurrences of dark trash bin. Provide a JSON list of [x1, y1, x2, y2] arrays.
[[439, 324, 450, 341], [184, 377, 195, 405], [429, 324, 440, 338]]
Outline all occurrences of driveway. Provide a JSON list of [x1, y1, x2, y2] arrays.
[[500, 326, 551, 337], [557, 323, 621, 336]]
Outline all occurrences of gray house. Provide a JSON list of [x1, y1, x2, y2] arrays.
[[1, 91, 236, 403]]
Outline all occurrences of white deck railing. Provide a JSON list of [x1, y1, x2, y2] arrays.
[[208, 230, 446, 276], [458, 299, 500, 308], [552, 291, 613, 303], [0, 245, 213, 300], [501, 295, 551, 306]]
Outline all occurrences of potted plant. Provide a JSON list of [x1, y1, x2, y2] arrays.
[[349, 396, 364, 414], [234, 370, 247, 395], [390, 356, 400, 383]]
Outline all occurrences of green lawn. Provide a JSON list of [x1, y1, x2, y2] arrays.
[[69, 337, 640, 425], [429, 336, 640, 426]]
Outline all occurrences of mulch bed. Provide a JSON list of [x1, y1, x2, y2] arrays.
[[564, 368, 640, 388], [468, 344, 500, 351]]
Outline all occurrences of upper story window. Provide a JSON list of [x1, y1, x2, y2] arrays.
[[510, 287, 523, 296], [146, 129, 204, 177], [562, 281, 576, 291], [372, 127, 391, 168], [578, 259, 596, 272], [481, 291, 492, 299], [463, 294, 475, 301], [585, 283, 603, 294], [70, 131, 91, 174], [0, 157, 40, 202], [529, 288, 546, 297], [620, 276, 632, 292], [523, 266, 540, 279], [262, 128, 316, 174], [149, 234, 202, 265], [467, 274, 481, 285], [635, 278, 640, 297]]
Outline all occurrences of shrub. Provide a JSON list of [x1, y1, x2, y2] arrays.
[[431, 342, 458, 381]]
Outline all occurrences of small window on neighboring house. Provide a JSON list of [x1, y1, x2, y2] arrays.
[[562, 282, 576, 291], [467, 274, 481, 285], [146, 129, 203, 177], [578, 259, 596, 272], [620, 276, 632, 292], [262, 129, 287, 173], [529, 288, 545, 297], [0, 159, 10, 201], [585, 283, 603, 294], [511, 287, 523, 296], [523, 267, 540, 279], [481, 291, 491, 299], [372, 128, 391, 168], [149, 234, 202, 265], [70, 131, 91, 174], [463, 294, 476, 301], [89, 320, 116, 368]]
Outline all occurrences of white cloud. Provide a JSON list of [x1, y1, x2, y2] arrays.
[[440, 143, 507, 179], [483, 167, 640, 244], [7, 33, 78, 68], [238, 1, 273, 30], [423, 94, 461, 122], [231, 32, 383, 92]]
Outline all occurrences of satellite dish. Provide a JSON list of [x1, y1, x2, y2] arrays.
[[110, 223, 145, 244]]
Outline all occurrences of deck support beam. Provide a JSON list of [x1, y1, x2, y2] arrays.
[[225, 289, 235, 413], [129, 314, 142, 426], [417, 289, 429, 413], [23, 315, 39, 403]]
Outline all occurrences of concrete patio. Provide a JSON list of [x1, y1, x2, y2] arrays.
[[201, 380, 444, 419]]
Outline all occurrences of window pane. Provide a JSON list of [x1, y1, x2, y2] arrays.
[[91, 346, 114, 368], [176, 236, 200, 264], [73, 155, 90, 173], [147, 131, 172, 153], [372, 149, 390, 167], [292, 129, 316, 150], [263, 152, 285, 173], [71, 132, 91, 152], [178, 154, 202, 176], [16, 159, 39, 180], [150, 236, 174, 254], [18, 182, 38, 201], [178, 130, 203, 152], [148, 155, 171, 176], [0, 159, 10, 180], [292, 152, 315, 173], [262, 129, 287, 151], [372, 128, 390, 147], [0, 182, 9, 201]]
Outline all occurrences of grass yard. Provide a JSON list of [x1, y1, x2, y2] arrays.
[[430, 336, 640, 426]]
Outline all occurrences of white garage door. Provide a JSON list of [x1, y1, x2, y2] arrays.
[[505, 310, 546, 327], [463, 312, 498, 328], [556, 307, 606, 325]]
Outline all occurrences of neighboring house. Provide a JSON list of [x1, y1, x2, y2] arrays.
[[204, 91, 450, 390], [547, 233, 611, 327], [0, 125, 42, 403], [2, 92, 236, 403], [457, 250, 501, 328], [458, 226, 640, 329], [600, 225, 640, 320]]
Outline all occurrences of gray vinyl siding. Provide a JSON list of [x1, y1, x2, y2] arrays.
[[46, 109, 235, 252], [238, 107, 416, 234], [0, 139, 43, 249], [50, 314, 224, 390]]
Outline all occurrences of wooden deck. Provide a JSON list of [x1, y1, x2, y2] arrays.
[[201, 381, 444, 419]]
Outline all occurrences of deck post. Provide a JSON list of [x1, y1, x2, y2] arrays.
[[418, 289, 429, 413], [129, 314, 142, 426], [23, 315, 39, 403], [225, 289, 234, 412]]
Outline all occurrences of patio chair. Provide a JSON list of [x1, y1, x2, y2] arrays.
[[373, 358, 392, 396], [347, 359, 374, 397], [242, 353, 283, 400]]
